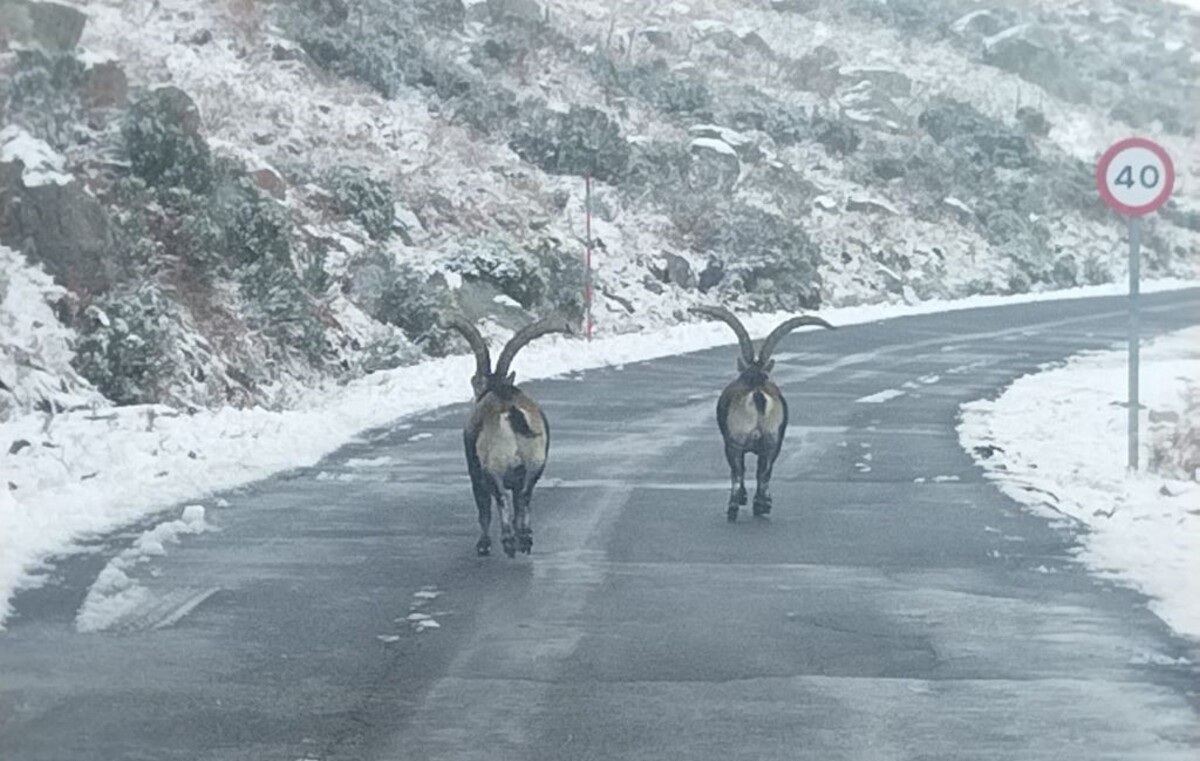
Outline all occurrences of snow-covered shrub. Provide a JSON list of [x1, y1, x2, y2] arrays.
[[719, 86, 811, 146], [623, 140, 691, 197], [590, 54, 713, 116], [72, 281, 212, 405], [1, 50, 87, 149], [672, 200, 823, 309], [123, 87, 213, 193], [324, 165, 395, 240], [177, 163, 292, 273], [1150, 387, 1200, 482], [375, 263, 454, 355], [347, 246, 452, 354], [445, 237, 583, 319], [509, 104, 630, 183], [238, 261, 329, 365], [812, 114, 861, 156], [524, 238, 584, 322], [448, 239, 542, 308], [918, 97, 1034, 170]]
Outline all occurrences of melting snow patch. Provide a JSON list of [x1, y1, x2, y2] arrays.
[[932, 475, 961, 483], [0, 126, 73, 187], [857, 388, 906, 404], [345, 456, 394, 468], [407, 432, 433, 442], [75, 506, 208, 633]]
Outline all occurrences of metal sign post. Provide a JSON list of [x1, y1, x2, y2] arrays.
[[1094, 137, 1174, 471], [1127, 216, 1140, 470]]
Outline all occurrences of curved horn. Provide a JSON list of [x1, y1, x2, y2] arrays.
[[438, 314, 491, 379], [493, 316, 574, 379], [689, 306, 754, 365], [757, 315, 835, 363]]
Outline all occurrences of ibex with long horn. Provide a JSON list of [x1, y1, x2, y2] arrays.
[[440, 315, 572, 557], [690, 306, 834, 522]]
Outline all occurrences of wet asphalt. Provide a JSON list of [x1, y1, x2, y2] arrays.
[[1, 289, 1198, 760]]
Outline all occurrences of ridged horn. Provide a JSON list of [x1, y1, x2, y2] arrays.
[[438, 314, 492, 379], [493, 316, 574, 380], [689, 306, 755, 365], [756, 315, 835, 363]]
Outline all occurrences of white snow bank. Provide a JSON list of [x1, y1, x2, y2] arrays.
[[1, 278, 1197, 629], [75, 505, 208, 633], [960, 326, 1200, 640], [0, 126, 73, 187]]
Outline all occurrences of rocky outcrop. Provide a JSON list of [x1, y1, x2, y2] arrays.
[[0, 0, 86, 54], [0, 159, 119, 290], [982, 24, 1089, 104]]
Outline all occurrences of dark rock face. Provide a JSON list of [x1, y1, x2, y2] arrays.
[[249, 166, 287, 200], [0, 161, 118, 290], [697, 257, 724, 292], [1016, 106, 1050, 137], [80, 61, 128, 110], [416, 0, 465, 29], [687, 139, 740, 194], [1, 1, 87, 54], [872, 158, 906, 181], [486, 0, 542, 24], [662, 252, 697, 290], [982, 25, 1089, 104]]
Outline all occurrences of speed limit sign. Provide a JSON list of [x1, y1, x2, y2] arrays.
[[1094, 136, 1175, 473], [1095, 136, 1175, 215]]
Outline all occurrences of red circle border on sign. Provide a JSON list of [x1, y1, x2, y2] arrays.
[[1095, 136, 1175, 216]]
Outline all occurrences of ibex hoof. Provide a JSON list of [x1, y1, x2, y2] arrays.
[[518, 531, 533, 554], [476, 538, 491, 556], [502, 536, 518, 558], [752, 495, 772, 517], [727, 506, 739, 523]]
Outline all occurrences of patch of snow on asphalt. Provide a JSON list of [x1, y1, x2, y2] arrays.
[[960, 327, 1200, 640], [75, 506, 208, 633], [1, 280, 1196, 628]]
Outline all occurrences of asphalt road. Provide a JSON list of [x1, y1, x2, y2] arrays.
[[2, 290, 1199, 760]]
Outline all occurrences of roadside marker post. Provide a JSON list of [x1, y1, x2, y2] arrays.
[[1094, 137, 1175, 471], [584, 170, 593, 342]]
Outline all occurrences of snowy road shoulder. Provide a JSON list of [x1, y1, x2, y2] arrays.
[[959, 326, 1200, 641]]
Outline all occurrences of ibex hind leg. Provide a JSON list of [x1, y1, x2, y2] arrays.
[[487, 475, 518, 558], [472, 476, 493, 556], [724, 442, 748, 523], [514, 466, 543, 555], [753, 440, 780, 517], [514, 489, 533, 555]]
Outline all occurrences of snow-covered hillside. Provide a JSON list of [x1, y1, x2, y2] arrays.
[[2, 0, 1197, 418]]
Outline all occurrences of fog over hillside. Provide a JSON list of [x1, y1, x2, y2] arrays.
[[2, 0, 1197, 416]]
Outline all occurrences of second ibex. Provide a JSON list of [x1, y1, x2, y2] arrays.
[[691, 306, 834, 522], [441, 315, 572, 557]]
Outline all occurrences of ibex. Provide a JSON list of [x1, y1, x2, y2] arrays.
[[440, 315, 572, 557], [690, 306, 834, 522]]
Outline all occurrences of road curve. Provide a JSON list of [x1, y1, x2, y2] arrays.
[[1, 290, 1198, 760]]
